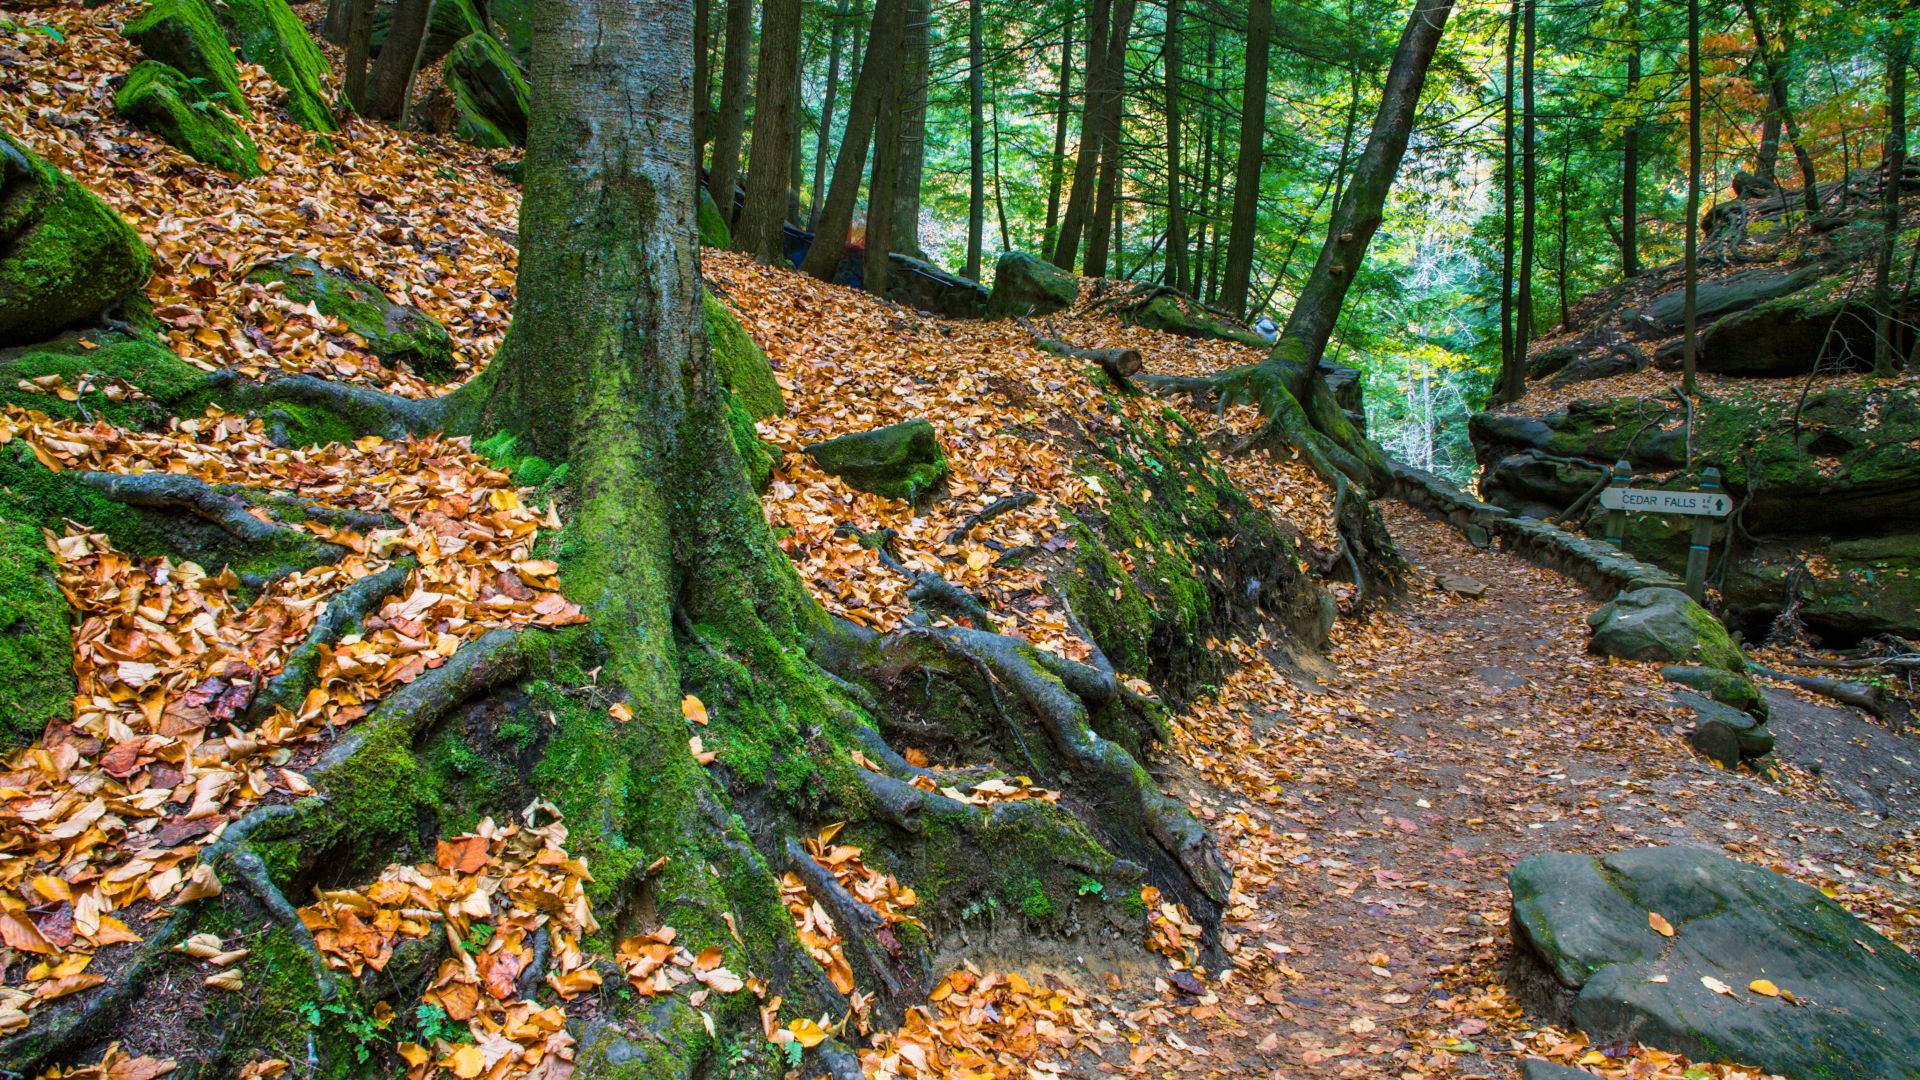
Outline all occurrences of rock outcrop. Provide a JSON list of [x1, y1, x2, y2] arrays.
[[444, 32, 530, 149], [1510, 846, 1920, 1079], [0, 132, 152, 347], [210, 0, 335, 132], [985, 251, 1077, 317], [114, 61, 262, 176], [805, 419, 949, 502]]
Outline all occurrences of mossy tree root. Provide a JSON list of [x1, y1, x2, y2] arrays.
[[205, 370, 464, 441], [74, 470, 325, 548], [784, 836, 932, 1021], [245, 559, 415, 724]]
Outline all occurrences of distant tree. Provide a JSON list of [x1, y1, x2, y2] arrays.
[[1219, 0, 1273, 317], [1739, 0, 1819, 215], [708, 0, 754, 218], [803, 0, 908, 280], [1163, 0, 1190, 293], [809, 0, 853, 230], [1876, 17, 1909, 375], [365, 0, 434, 120], [735, 0, 803, 263], [893, 0, 932, 256], [1682, 0, 1701, 395], [966, 0, 987, 279], [1620, 0, 1641, 278], [1044, 10, 1076, 255], [1053, 0, 1115, 269]]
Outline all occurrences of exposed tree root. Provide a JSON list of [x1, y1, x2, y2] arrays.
[[205, 370, 461, 441], [1753, 664, 1914, 732], [785, 836, 931, 1019], [75, 471, 316, 547], [245, 560, 416, 724], [224, 848, 338, 1000], [944, 492, 1039, 545]]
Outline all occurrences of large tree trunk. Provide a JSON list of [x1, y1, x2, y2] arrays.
[[1218, 0, 1273, 318], [1052, 0, 1114, 269], [1084, 0, 1138, 279], [735, 0, 804, 263], [708, 0, 754, 221], [965, 0, 986, 279], [865, 36, 906, 296], [802, 0, 907, 279], [1162, 0, 1189, 293], [891, 0, 930, 256], [1044, 11, 1075, 256], [1620, 0, 1640, 277], [342, 0, 374, 114], [365, 0, 433, 120], [1877, 22, 1909, 375], [810, 0, 851, 231]]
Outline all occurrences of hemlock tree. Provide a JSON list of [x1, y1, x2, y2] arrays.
[[803, 0, 908, 280], [1219, 0, 1273, 318], [708, 0, 753, 218], [735, 0, 804, 263]]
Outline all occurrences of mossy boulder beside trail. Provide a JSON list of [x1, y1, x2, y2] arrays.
[[444, 32, 529, 149], [370, 0, 482, 67], [245, 255, 456, 380], [885, 254, 988, 319], [1130, 294, 1270, 348], [121, 0, 250, 118], [114, 61, 263, 177], [704, 292, 784, 419], [1673, 690, 1774, 769], [0, 516, 73, 752], [1509, 846, 1920, 1079], [1643, 264, 1825, 329], [697, 185, 731, 248], [985, 250, 1077, 317], [1586, 587, 1745, 673], [0, 132, 152, 347], [805, 418, 948, 502], [209, 0, 335, 132], [1660, 664, 1768, 720]]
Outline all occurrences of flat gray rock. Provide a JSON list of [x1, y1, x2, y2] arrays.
[[1509, 845, 1920, 1079]]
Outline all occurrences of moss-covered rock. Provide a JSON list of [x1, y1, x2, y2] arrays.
[[1660, 664, 1767, 720], [698, 185, 732, 248], [1586, 587, 1745, 673], [985, 250, 1076, 318], [443, 31, 528, 149], [245, 255, 456, 381], [0, 516, 71, 751], [805, 418, 948, 502], [482, 0, 531, 71], [209, 0, 335, 132], [0, 332, 217, 427], [121, 0, 250, 118], [704, 292, 783, 419], [370, 0, 481, 67], [1130, 293, 1269, 348], [1724, 532, 1920, 642], [0, 131, 152, 347], [114, 60, 262, 176]]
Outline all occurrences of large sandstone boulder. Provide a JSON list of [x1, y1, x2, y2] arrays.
[[0, 133, 152, 346], [483, 0, 533, 71], [1510, 846, 1920, 1079], [210, 0, 335, 132], [1586, 587, 1744, 672], [886, 254, 988, 318], [122, 0, 250, 117], [245, 256, 455, 380], [444, 32, 529, 148], [1644, 264, 1824, 328], [371, 0, 482, 67], [115, 61, 262, 177], [985, 251, 1077, 317], [1723, 532, 1920, 641], [806, 419, 948, 502]]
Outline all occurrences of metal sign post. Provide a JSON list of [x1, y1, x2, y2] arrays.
[[1595, 466, 1731, 603]]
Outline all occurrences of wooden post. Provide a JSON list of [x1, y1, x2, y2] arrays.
[[1684, 466, 1719, 602], [1604, 459, 1631, 547]]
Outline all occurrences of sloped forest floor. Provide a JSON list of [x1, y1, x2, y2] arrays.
[[2, 5, 1918, 1080]]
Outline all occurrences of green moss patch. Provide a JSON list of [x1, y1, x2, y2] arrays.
[[121, 0, 250, 117], [704, 292, 784, 419], [210, 0, 335, 132], [444, 31, 528, 149], [0, 516, 72, 751], [804, 418, 948, 502], [115, 60, 262, 176]]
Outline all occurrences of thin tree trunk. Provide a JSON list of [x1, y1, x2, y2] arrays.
[[1084, 0, 1138, 279], [735, 0, 803, 263], [708, 0, 753, 220], [1219, 0, 1273, 318], [1163, 0, 1189, 293], [865, 41, 906, 296], [394, 0, 438, 130], [810, 0, 850, 231], [1053, 0, 1115, 270], [1740, 0, 1819, 216], [1194, 25, 1216, 296], [366, 0, 432, 120], [1756, 110, 1782, 187], [695, 0, 712, 171], [1621, 0, 1641, 277], [991, 75, 1011, 250], [343, 0, 375, 114], [1877, 21, 1910, 375], [1275, 0, 1457, 365], [1494, 0, 1519, 403], [1683, 0, 1702, 394], [787, 50, 805, 224], [1557, 128, 1571, 330], [966, 0, 986, 279], [802, 0, 908, 279], [892, 0, 931, 256], [1045, 11, 1075, 256], [1515, 0, 1537, 368]]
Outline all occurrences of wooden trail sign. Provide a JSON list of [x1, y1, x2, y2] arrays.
[[1598, 487, 1733, 517], [1601, 463, 1727, 603]]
